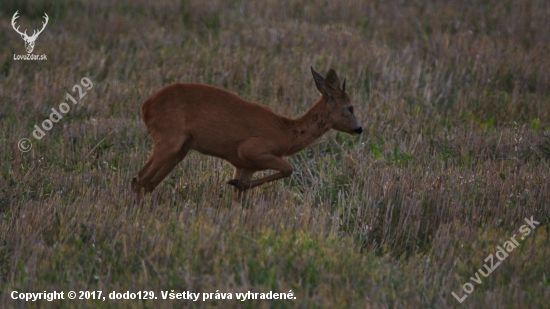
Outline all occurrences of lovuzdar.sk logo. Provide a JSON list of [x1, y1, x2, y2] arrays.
[[11, 10, 48, 60]]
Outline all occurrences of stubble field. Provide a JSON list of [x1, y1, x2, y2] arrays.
[[1, 0, 549, 308]]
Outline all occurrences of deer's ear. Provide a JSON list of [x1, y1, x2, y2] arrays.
[[311, 66, 325, 94], [342, 78, 346, 92], [325, 69, 341, 92]]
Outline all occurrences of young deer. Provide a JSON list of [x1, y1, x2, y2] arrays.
[[131, 67, 362, 202]]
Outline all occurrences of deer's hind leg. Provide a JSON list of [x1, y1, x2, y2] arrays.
[[132, 135, 190, 201]]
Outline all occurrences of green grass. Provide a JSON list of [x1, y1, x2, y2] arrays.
[[1, 0, 550, 308]]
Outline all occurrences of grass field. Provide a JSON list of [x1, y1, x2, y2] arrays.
[[1, 0, 549, 308]]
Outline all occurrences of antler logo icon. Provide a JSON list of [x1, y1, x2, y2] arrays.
[[11, 11, 49, 54]]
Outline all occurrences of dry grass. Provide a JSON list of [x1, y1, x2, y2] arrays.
[[1, 0, 549, 308]]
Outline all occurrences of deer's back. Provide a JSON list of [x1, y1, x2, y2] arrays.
[[141, 83, 290, 162]]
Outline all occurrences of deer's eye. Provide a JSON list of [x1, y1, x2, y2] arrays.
[[347, 106, 354, 114]]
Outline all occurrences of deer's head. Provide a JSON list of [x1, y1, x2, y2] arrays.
[[12, 11, 49, 54], [311, 67, 363, 136]]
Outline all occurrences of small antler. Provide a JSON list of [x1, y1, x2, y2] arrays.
[[11, 11, 28, 38], [29, 13, 49, 39]]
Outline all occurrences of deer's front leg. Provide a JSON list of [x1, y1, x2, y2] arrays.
[[228, 158, 292, 190], [229, 167, 255, 202], [228, 139, 293, 192]]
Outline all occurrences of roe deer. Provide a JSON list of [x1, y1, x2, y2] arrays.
[[131, 67, 362, 202]]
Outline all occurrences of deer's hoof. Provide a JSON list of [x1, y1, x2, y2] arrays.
[[227, 179, 240, 186], [131, 177, 139, 192], [229, 179, 250, 189]]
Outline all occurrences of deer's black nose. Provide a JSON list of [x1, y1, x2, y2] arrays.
[[353, 127, 363, 135]]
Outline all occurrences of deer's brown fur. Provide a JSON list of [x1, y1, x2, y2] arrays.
[[131, 67, 362, 202]]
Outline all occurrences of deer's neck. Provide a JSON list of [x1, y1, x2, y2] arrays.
[[285, 99, 331, 156]]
